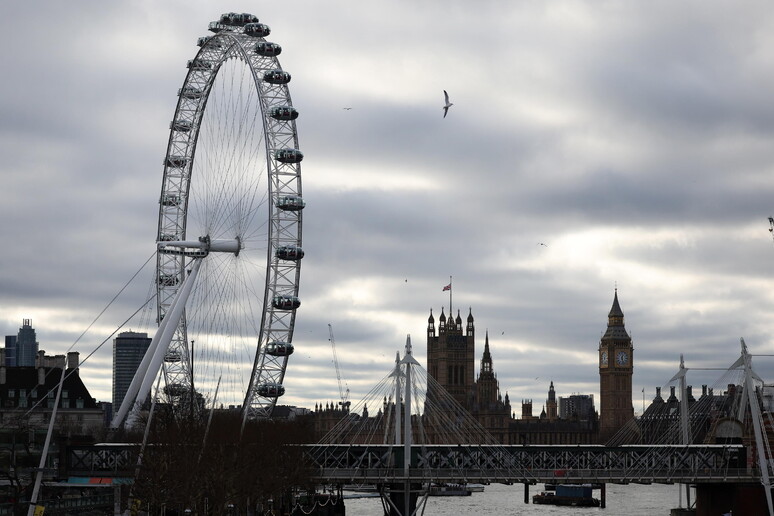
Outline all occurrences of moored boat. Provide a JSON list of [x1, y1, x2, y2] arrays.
[[428, 483, 473, 496], [532, 484, 600, 507]]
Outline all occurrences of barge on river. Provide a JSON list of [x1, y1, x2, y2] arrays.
[[532, 484, 600, 507]]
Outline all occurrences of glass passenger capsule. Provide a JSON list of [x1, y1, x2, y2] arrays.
[[257, 383, 285, 398], [219, 12, 258, 26], [263, 70, 291, 85], [157, 273, 179, 286], [266, 341, 294, 357], [255, 41, 282, 57], [170, 120, 192, 132], [158, 233, 176, 242], [197, 35, 222, 48], [160, 194, 180, 207], [269, 106, 299, 121], [244, 23, 270, 37], [165, 156, 189, 168], [207, 21, 227, 34], [187, 59, 211, 71], [276, 195, 305, 211], [275, 245, 304, 261], [274, 148, 303, 164], [219, 12, 238, 24], [164, 351, 182, 363], [178, 86, 203, 99], [272, 295, 300, 310]]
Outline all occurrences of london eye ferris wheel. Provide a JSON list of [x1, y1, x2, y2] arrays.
[[152, 12, 304, 423]]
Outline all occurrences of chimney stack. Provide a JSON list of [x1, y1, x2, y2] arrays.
[[67, 351, 79, 371]]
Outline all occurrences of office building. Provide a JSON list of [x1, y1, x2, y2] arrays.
[[113, 331, 152, 411]]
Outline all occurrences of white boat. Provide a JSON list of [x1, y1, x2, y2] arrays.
[[428, 483, 472, 496]]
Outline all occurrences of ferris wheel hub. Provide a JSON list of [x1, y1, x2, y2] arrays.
[[157, 236, 242, 256]]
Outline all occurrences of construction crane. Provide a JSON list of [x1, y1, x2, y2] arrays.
[[328, 323, 351, 411]]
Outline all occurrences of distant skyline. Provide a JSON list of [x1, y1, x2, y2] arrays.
[[2, 2, 774, 415]]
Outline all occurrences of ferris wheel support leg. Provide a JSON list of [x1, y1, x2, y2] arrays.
[[126, 259, 203, 428], [111, 289, 178, 429]]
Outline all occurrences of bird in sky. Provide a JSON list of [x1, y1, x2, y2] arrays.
[[538, 242, 548, 247], [342, 107, 352, 110], [442, 90, 453, 118]]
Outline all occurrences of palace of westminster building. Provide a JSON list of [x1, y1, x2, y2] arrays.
[[424, 289, 633, 445]]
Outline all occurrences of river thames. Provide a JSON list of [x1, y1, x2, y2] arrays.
[[344, 482, 698, 515]]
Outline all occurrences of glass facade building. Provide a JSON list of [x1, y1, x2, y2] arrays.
[[112, 331, 152, 410]]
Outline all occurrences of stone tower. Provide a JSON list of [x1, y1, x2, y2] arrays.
[[427, 307, 476, 410], [598, 289, 634, 442], [546, 381, 558, 421], [476, 332, 497, 405]]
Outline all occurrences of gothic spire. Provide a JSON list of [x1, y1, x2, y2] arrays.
[[608, 288, 624, 323], [602, 289, 629, 340], [480, 330, 493, 374]]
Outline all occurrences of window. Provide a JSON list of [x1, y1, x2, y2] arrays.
[[19, 398, 27, 408], [8, 390, 14, 398], [76, 399, 84, 409], [62, 390, 68, 399]]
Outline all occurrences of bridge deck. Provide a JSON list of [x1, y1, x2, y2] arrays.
[[307, 444, 756, 485]]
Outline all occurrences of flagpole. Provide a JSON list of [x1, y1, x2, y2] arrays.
[[449, 276, 452, 316]]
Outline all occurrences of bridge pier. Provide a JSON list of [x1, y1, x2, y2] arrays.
[[694, 483, 769, 516], [382, 483, 420, 516]]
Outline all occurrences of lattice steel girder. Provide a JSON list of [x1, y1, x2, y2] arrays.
[[304, 444, 752, 484], [66, 445, 139, 477]]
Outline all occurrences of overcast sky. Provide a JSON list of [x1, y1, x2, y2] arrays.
[[2, 1, 774, 416]]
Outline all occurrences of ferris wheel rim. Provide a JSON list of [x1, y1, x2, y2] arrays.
[[154, 17, 303, 421]]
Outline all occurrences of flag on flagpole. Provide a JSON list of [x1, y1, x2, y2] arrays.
[[442, 283, 451, 291]]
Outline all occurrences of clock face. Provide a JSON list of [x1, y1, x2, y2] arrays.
[[616, 350, 629, 366], [600, 351, 608, 366]]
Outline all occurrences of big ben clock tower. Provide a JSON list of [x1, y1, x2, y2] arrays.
[[598, 289, 634, 443]]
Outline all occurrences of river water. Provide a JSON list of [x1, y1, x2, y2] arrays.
[[344, 482, 695, 515]]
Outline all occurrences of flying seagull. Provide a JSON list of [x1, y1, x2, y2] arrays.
[[442, 90, 453, 118]]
